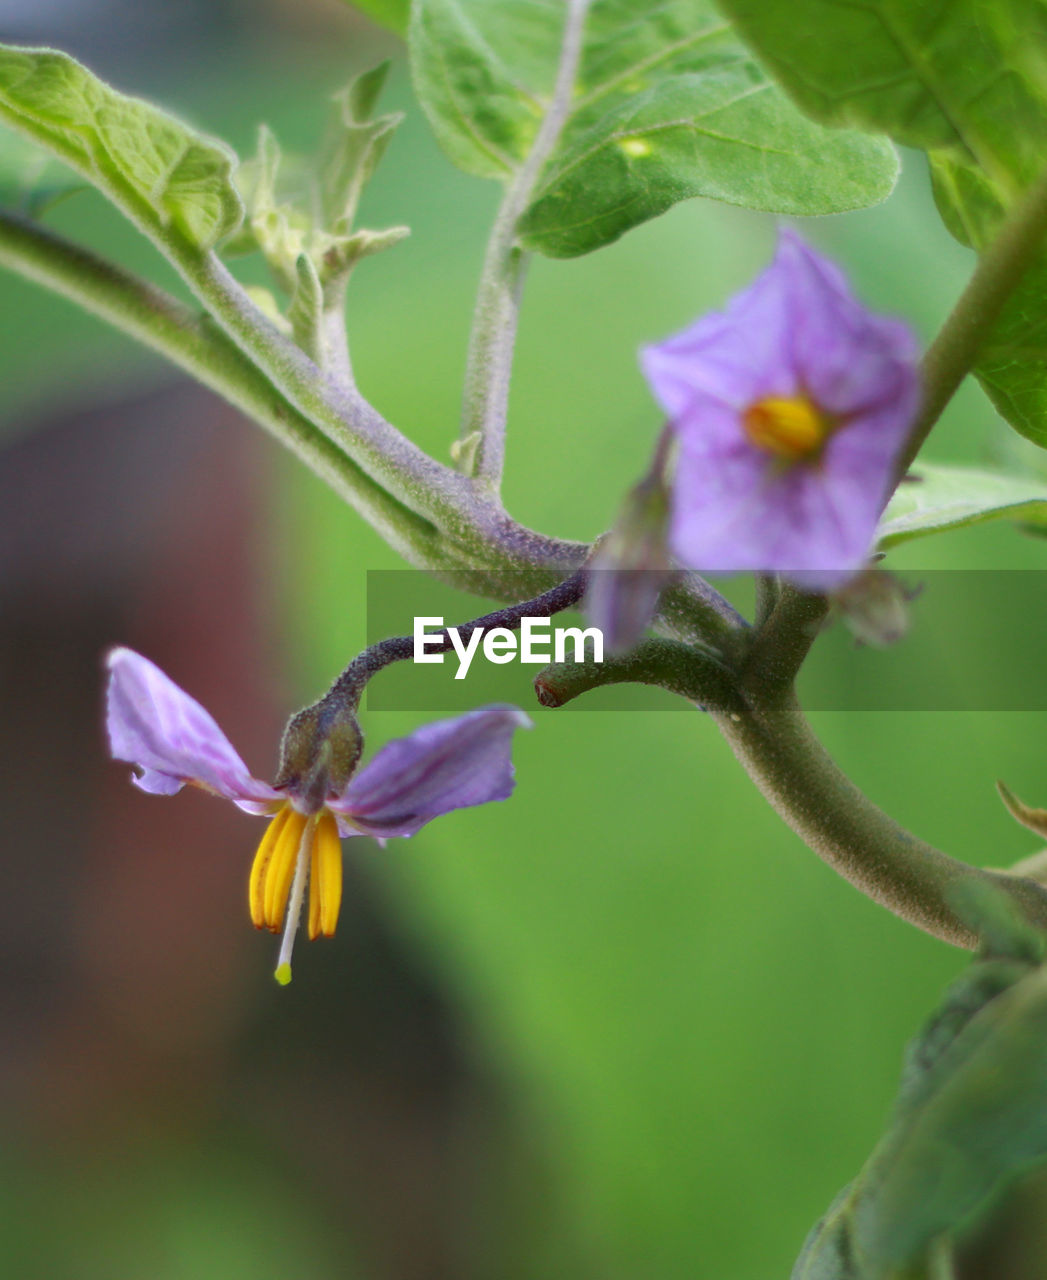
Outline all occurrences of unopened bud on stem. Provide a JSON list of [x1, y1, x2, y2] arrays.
[[585, 434, 674, 653]]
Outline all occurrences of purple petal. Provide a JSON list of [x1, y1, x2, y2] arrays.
[[669, 427, 889, 585], [641, 238, 800, 419], [644, 229, 920, 587], [775, 233, 920, 417], [105, 647, 279, 812], [329, 704, 532, 839]]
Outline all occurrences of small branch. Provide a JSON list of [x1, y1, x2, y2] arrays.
[[713, 690, 1047, 948], [457, 0, 591, 489], [326, 571, 588, 708], [896, 161, 1047, 481], [534, 638, 744, 714]]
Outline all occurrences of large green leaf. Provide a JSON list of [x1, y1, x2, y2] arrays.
[[410, 0, 898, 258], [716, 0, 1047, 448], [931, 152, 1047, 446], [878, 464, 1047, 548], [796, 887, 1047, 1278], [0, 45, 242, 252], [717, 1, 1047, 182]]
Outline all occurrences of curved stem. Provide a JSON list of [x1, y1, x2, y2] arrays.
[[536, 632, 1047, 948], [535, 638, 744, 713], [457, 0, 591, 489], [713, 690, 1047, 948], [328, 571, 588, 709]]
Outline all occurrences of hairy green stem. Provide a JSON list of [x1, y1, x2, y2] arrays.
[[898, 161, 1047, 479], [0, 211, 460, 571], [739, 584, 830, 696], [457, 0, 591, 489], [0, 212, 750, 642], [178, 246, 483, 532], [535, 638, 744, 713], [713, 691, 1047, 948], [538, 635, 1047, 948]]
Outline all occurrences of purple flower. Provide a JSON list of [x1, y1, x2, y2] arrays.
[[106, 647, 530, 984], [640, 231, 920, 590]]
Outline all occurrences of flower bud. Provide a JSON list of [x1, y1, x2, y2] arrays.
[[832, 567, 918, 648], [585, 471, 672, 653]]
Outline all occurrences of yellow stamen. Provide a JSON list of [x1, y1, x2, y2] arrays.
[[742, 395, 828, 461], [308, 811, 343, 940], [248, 804, 293, 929], [308, 837, 322, 943], [263, 807, 309, 931]]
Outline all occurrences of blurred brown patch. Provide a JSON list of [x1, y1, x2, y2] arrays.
[[0, 380, 527, 1280]]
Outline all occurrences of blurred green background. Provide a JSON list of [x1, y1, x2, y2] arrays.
[[2, 2, 1047, 1278]]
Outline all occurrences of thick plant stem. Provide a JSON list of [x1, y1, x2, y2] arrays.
[[739, 584, 830, 696], [0, 211, 457, 570], [180, 248, 482, 533], [897, 161, 1047, 480], [535, 638, 745, 713], [537, 636, 1047, 947], [0, 214, 594, 582], [713, 690, 1047, 948], [457, 0, 591, 489], [0, 215, 746, 634]]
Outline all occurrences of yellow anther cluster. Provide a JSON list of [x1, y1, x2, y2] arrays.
[[249, 803, 343, 941], [742, 395, 828, 461]]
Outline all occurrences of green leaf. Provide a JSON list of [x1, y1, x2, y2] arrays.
[[796, 905, 1047, 1279], [410, 0, 899, 257], [716, 1, 1047, 448], [344, 0, 410, 36], [0, 44, 242, 252], [877, 465, 1047, 549], [857, 963, 1047, 1271], [930, 152, 1047, 447], [716, 0, 1047, 183], [520, 70, 898, 259]]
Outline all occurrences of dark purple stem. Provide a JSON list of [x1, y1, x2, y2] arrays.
[[326, 570, 589, 710]]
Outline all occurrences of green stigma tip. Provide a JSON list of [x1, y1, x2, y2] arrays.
[[275, 962, 293, 986]]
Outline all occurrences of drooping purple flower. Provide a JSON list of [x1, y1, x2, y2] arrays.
[[106, 647, 530, 983], [640, 230, 920, 590]]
